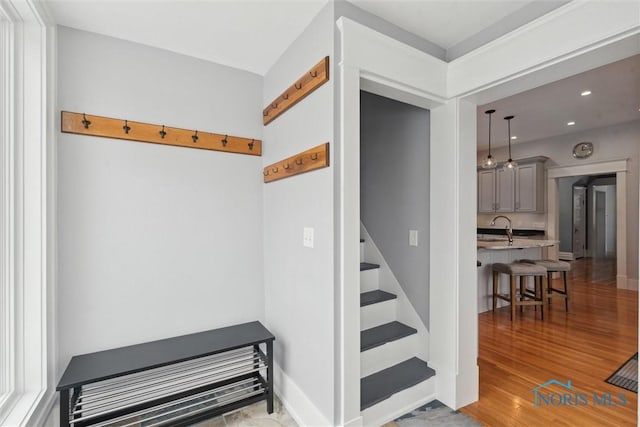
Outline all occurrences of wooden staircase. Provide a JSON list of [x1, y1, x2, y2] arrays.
[[359, 237, 436, 425]]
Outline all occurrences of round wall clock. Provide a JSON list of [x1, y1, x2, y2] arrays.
[[572, 142, 594, 159]]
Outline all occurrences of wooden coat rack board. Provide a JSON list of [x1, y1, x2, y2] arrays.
[[263, 143, 329, 183], [262, 56, 329, 126], [61, 111, 262, 156]]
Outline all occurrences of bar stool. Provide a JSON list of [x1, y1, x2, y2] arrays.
[[522, 259, 571, 311], [492, 262, 547, 321]]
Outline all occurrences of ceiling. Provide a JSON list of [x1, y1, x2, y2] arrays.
[[477, 55, 640, 151], [45, 0, 559, 75], [46, 0, 329, 76], [348, 0, 533, 50]]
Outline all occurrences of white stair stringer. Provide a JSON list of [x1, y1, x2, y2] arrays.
[[361, 376, 437, 427], [360, 224, 429, 365]]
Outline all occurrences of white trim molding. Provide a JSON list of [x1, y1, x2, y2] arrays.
[[546, 159, 630, 289], [447, 1, 640, 98], [273, 362, 332, 427], [0, 10, 15, 411], [0, 0, 56, 425], [558, 252, 575, 261], [546, 158, 629, 178]]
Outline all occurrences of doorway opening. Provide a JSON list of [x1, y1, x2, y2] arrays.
[[547, 160, 630, 290], [559, 174, 617, 262]]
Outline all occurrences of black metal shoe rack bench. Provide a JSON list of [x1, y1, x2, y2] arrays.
[[56, 321, 275, 427]]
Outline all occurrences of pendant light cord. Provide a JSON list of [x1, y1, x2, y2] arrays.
[[507, 118, 512, 159], [488, 113, 492, 155]]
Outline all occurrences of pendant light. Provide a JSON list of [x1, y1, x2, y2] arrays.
[[503, 115, 518, 170], [480, 109, 497, 169]]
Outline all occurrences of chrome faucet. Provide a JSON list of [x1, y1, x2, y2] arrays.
[[490, 215, 513, 244]]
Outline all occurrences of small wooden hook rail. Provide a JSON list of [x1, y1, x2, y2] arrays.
[[61, 111, 262, 156], [263, 143, 329, 183], [262, 56, 330, 126]]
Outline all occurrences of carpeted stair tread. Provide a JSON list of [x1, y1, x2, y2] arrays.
[[361, 357, 435, 410], [360, 262, 380, 271], [360, 290, 397, 307], [361, 321, 417, 351]]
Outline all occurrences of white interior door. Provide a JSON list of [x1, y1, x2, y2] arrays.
[[595, 190, 606, 258], [572, 186, 586, 259]]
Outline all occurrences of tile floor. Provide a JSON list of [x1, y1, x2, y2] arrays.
[[384, 400, 480, 426], [193, 398, 479, 426], [192, 397, 297, 427]]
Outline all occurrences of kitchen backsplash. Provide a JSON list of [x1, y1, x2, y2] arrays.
[[477, 212, 546, 230]]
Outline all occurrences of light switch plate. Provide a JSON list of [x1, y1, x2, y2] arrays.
[[303, 227, 314, 248], [409, 230, 418, 247]]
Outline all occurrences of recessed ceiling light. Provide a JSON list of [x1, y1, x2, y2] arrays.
[[511, 136, 517, 140], [581, 90, 592, 96], [567, 121, 576, 126]]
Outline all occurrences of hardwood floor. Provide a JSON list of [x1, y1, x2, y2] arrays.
[[460, 257, 638, 426]]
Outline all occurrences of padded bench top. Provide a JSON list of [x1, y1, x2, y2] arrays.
[[521, 259, 571, 272], [492, 262, 547, 276], [57, 321, 274, 390]]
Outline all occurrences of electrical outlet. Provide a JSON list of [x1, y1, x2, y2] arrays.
[[303, 227, 314, 248], [409, 230, 418, 247]]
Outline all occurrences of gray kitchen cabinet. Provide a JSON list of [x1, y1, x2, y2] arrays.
[[515, 161, 545, 212], [478, 169, 496, 213], [478, 158, 546, 213]]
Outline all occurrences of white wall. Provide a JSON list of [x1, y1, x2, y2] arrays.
[[262, 4, 335, 425], [57, 27, 264, 375], [478, 120, 640, 281]]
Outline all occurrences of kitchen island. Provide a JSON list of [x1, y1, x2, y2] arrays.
[[477, 238, 559, 313]]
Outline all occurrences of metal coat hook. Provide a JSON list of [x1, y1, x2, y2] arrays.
[[159, 125, 166, 139], [283, 93, 289, 100], [272, 102, 278, 109], [263, 142, 329, 183], [192, 130, 198, 143], [123, 120, 131, 134], [82, 113, 91, 129], [221, 135, 228, 147], [263, 111, 269, 117], [295, 83, 302, 90], [248, 139, 254, 150], [310, 70, 318, 78]]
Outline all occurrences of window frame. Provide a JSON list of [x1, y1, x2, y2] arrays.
[[0, 0, 55, 425]]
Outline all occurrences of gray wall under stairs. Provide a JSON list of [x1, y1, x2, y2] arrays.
[[360, 91, 430, 328]]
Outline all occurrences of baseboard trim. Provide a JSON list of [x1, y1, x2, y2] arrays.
[[28, 392, 57, 427], [617, 275, 628, 290], [273, 362, 332, 427], [42, 401, 59, 427], [626, 278, 638, 291], [343, 415, 364, 426], [558, 251, 574, 261]]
